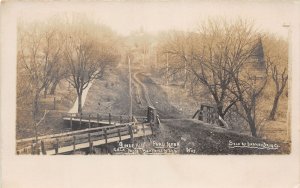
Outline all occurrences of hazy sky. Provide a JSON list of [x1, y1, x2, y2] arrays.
[[16, 1, 297, 38]]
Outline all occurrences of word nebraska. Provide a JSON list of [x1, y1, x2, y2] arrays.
[[152, 141, 180, 148]]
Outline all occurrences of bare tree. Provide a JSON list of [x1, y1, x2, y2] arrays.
[[48, 63, 67, 95], [263, 35, 288, 120], [160, 20, 262, 128], [158, 19, 269, 136], [157, 30, 193, 87], [19, 19, 65, 103], [18, 21, 59, 120], [269, 65, 288, 120], [41, 25, 64, 98], [63, 20, 119, 114], [228, 36, 268, 137], [17, 19, 65, 144]]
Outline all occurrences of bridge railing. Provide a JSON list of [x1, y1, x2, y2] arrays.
[[193, 104, 219, 125], [192, 104, 230, 128], [63, 113, 135, 123], [147, 106, 158, 124], [16, 121, 155, 155], [17, 106, 158, 154], [16, 123, 136, 155]]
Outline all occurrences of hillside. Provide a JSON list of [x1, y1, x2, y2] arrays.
[[82, 64, 290, 154]]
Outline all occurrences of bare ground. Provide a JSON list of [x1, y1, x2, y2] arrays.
[[83, 65, 290, 154], [16, 81, 77, 139], [152, 119, 290, 154]]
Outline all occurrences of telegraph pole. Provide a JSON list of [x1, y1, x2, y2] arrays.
[[282, 23, 291, 143], [128, 55, 133, 119], [166, 52, 169, 86]]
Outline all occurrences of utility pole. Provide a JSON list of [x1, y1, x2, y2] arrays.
[[184, 60, 187, 89], [282, 23, 291, 143], [155, 49, 158, 70], [128, 55, 133, 119], [166, 52, 169, 86], [143, 42, 145, 68]]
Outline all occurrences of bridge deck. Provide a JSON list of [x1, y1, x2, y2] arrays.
[[16, 123, 130, 144], [17, 122, 154, 155], [63, 117, 119, 125], [47, 127, 152, 155]]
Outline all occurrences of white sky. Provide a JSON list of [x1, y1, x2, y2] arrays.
[[16, 1, 297, 38]]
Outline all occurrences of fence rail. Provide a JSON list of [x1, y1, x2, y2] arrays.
[[17, 122, 154, 155], [17, 106, 159, 155], [63, 113, 138, 123]]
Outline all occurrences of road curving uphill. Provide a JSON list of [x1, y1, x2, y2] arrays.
[[132, 71, 153, 107]]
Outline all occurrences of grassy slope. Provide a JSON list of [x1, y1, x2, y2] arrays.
[[83, 66, 290, 154], [16, 81, 77, 139], [156, 119, 290, 154], [83, 66, 147, 117], [149, 71, 290, 143]]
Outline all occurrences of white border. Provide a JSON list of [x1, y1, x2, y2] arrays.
[[1, 1, 299, 188]]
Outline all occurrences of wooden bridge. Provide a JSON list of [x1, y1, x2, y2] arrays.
[[16, 106, 159, 155], [192, 103, 229, 128]]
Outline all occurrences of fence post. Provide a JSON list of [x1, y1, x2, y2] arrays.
[[147, 106, 150, 122], [104, 128, 108, 144], [153, 108, 157, 124], [89, 114, 91, 129], [199, 105, 204, 121], [142, 123, 145, 135], [88, 133, 93, 153], [207, 107, 211, 123], [150, 123, 154, 135], [31, 141, 34, 155], [118, 129, 121, 141], [36, 142, 41, 155], [70, 116, 73, 130], [109, 113, 111, 125], [54, 97, 56, 110], [128, 125, 133, 143], [41, 140, 46, 155], [55, 138, 59, 154], [79, 113, 82, 129], [73, 136, 76, 153]]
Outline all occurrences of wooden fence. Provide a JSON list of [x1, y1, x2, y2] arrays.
[[193, 104, 218, 124], [17, 106, 159, 155], [16, 122, 154, 155]]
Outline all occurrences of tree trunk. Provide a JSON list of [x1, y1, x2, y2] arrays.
[[35, 124, 38, 144], [246, 112, 257, 137], [33, 93, 39, 121], [218, 113, 225, 126], [269, 94, 280, 120], [217, 106, 224, 127], [49, 80, 59, 95], [44, 86, 48, 98], [77, 93, 82, 114], [249, 119, 257, 137]]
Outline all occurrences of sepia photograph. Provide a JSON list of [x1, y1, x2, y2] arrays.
[[14, 2, 292, 155], [1, 1, 300, 188]]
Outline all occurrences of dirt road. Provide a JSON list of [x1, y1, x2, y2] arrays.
[[132, 71, 153, 107], [132, 71, 184, 119]]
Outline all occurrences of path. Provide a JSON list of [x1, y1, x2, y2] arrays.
[[132, 71, 153, 107], [132, 71, 183, 119]]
